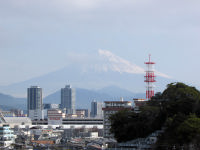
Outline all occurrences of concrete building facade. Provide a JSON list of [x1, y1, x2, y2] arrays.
[[102, 101, 132, 138], [27, 86, 44, 120], [47, 109, 66, 125], [61, 85, 75, 114], [0, 124, 15, 147], [90, 100, 103, 118]]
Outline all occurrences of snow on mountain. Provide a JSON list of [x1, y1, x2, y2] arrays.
[[0, 50, 172, 97]]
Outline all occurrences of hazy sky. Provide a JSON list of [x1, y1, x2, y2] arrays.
[[0, 0, 200, 88]]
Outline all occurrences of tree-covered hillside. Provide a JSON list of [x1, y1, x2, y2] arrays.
[[110, 82, 200, 149]]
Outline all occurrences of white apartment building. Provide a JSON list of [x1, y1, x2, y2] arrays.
[[0, 124, 15, 148]]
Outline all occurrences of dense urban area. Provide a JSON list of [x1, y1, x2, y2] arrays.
[[1, 58, 200, 150], [1, 82, 200, 149]]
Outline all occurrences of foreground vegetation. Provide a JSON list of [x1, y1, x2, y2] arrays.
[[110, 82, 200, 149]]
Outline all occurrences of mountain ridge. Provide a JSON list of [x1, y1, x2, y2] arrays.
[[0, 50, 173, 97], [0, 86, 146, 110]]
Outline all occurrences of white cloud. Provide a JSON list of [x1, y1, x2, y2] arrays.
[[155, 71, 171, 79], [98, 49, 145, 74], [98, 49, 171, 78]]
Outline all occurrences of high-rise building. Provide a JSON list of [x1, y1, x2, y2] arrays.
[[27, 86, 44, 120], [90, 100, 103, 118], [61, 85, 75, 114]]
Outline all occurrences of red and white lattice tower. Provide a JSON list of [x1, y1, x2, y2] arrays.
[[145, 54, 156, 100]]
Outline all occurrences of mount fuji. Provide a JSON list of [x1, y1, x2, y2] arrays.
[[0, 50, 173, 99]]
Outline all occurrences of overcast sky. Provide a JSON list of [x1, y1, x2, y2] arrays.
[[0, 0, 200, 88]]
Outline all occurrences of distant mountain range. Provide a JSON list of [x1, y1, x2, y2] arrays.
[[43, 86, 146, 109], [0, 50, 174, 111], [0, 86, 146, 111], [0, 50, 173, 98], [0, 93, 26, 110]]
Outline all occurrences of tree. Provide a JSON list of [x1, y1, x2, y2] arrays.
[[162, 82, 200, 117], [109, 105, 165, 142], [110, 82, 200, 148], [177, 114, 200, 143]]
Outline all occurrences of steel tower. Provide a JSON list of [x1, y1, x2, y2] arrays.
[[145, 54, 156, 100]]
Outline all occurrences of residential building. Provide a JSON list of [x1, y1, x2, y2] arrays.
[[47, 109, 66, 125], [0, 111, 6, 124], [91, 100, 103, 118], [61, 85, 75, 114], [0, 124, 15, 147], [43, 104, 60, 118], [43, 104, 59, 109], [102, 100, 132, 138], [27, 86, 44, 120]]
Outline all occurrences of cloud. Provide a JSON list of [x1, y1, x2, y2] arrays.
[[98, 49, 171, 78], [98, 49, 145, 74], [155, 71, 171, 79]]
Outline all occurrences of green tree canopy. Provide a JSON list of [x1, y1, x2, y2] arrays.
[[177, 114, 200, 143], [110, 82, 200, 148]]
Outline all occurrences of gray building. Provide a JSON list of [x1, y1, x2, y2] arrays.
[[43, 103, 59, 109], [27, 86, 44, 120], [103, 101, 132, 138], [43, 103, 60, 118], [61, 85, 75, 114], [90, 100, 103, 118]]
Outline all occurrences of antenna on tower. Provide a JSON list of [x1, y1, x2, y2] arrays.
[[149, 54, 151, 62], [144, 54, 156, 100]]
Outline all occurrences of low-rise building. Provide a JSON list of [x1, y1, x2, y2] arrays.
[[76, 109, 90, 118], [102, 100, 132, 138], [133, 98, 148, 113], [1, 111, 15, 117], [62, 118, 103, 125], [43, 104, 60, 118], [48, 109, 66, 125], [3, 117, 32, 128], [0, 124, 15, 147]]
